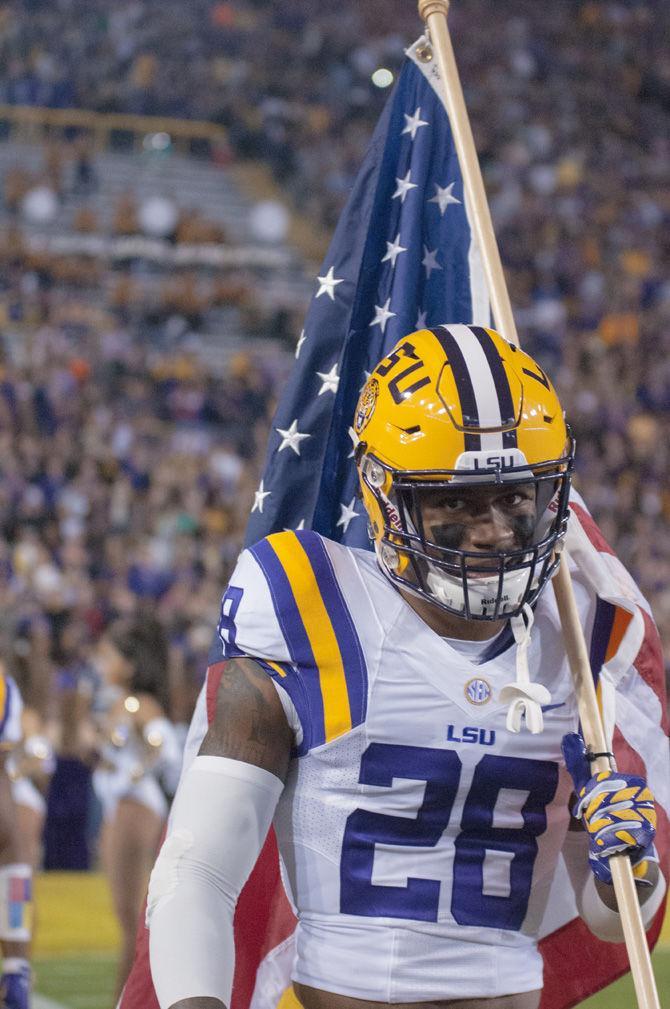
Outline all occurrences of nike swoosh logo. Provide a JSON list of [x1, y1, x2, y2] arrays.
[[541, 702, 567, 713]]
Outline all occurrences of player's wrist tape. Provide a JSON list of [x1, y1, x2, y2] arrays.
[[147, 755, 283, 1009], [0, 865, 32, 942]]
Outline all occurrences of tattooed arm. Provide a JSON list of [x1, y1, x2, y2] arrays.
[[150, 658, 294, 1009], [199, 657, 293, 778]]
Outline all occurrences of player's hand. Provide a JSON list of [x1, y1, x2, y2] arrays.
[[561, 731, 657, 885], [0, 960, 31, 1009]]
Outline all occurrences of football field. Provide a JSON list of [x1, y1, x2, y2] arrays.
[[33, 873, 670, 1009]]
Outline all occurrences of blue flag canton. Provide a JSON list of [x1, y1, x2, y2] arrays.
[[246, 46, 486, 552]]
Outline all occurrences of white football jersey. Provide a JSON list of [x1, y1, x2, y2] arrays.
[[215, 530, 604, 1001]]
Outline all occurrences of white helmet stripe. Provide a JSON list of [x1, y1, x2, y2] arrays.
[[441, 324, 504, 449]]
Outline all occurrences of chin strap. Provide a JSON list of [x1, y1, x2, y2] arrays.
[[499, 603, 551, 734]]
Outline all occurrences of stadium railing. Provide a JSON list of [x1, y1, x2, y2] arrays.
[[0, 103, 228, 158]]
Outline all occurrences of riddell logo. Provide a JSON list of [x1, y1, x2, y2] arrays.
[[481, 594, 509, 605], [382, 499, 402, 532]]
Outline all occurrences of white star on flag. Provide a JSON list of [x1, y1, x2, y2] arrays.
[[347, 424, 362, 460], [381, 233, 407, 267], [276, 419, 310, 456], [392, 170, 417, 203], [316, 363, 340, 395], [316, 266, 344, 300], [422, 246, 442, 279], [401, 107, 429, 140], [295, 329, 306, 358], [337, 498, 359, 532], [416, 309, 428, 329], [284, 519, 306, 531], [428, 181, 461, 216], [252, 480, 271, 514], [370, 298, 396, 333]]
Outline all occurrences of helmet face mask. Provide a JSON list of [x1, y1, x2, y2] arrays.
[[360, 451, 573, 620], [354, 326, 575, 621]]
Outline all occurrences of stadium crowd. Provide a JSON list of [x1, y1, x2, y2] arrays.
[[0, 0, 667, 874], [0, 272, 277, 718]]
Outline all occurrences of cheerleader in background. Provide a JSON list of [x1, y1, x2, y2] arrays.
[[91, 617, 183, 1004], [0, 664, 34, 1009], [8, 707, 55, 872]]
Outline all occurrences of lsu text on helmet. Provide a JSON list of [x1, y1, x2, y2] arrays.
[[353, 324, 574, 620]]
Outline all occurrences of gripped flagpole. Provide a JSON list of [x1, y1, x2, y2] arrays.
[[416, 2, 661, 1007]]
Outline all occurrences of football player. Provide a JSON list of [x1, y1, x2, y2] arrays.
[[146, 327, 665, 1009]]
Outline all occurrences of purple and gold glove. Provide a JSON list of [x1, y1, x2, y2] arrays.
[[562, 732, 657, 886]]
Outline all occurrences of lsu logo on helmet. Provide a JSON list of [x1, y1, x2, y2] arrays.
[[354, 378, 379, 434]]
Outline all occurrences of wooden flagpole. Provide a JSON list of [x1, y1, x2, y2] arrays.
[[416, 3, 661, 1007]]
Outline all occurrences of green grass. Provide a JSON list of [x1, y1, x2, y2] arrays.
[[34, 953, 117, 1009], [33, 949, 669, 1009]]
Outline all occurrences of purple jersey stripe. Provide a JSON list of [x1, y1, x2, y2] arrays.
[[250, 539, 326, 749], [295, 531, 368, 729], [254, 659, 311, 757]]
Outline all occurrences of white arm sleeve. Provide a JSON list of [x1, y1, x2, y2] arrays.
[[562, 828, 667, 943], [147, 755, 283, 1009]]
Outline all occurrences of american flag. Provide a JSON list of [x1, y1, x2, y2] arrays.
[[244, 36, 489, 550], [119, 37, 668, 1009]]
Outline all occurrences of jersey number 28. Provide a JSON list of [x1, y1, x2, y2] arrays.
[[340, 743, 558, 930]]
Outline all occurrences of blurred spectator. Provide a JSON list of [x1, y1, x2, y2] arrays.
[[175, 208, 227, 245], [72, 137, 98, 197], [73, 205, 100, 233], [0, 0, 668, 687], [112, 192, 139, 236], [2, 166, 32, 216]]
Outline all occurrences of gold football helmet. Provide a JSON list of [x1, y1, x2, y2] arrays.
[[353, 324, 574, 620]]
